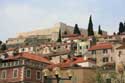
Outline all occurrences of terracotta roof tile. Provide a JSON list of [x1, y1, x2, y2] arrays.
[[88, 43, 112, 51], [47, 57, 95, 69], [5, 52, 51, 64], [116, 44, 125, 49]]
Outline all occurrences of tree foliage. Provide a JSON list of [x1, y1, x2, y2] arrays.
[[119, 22, 124, 34], [73, 24, 81, 35], [98, 25, 102, 35], [57, 28, 62, 42], [96, 72, 103, 83], [88, 15, 94, 36], [1, 44, 7, 51], [0, 40, 7, 52], [0, 40, 2, 45]]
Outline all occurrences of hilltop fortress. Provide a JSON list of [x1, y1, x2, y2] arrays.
[[16, 22, 88, 39], [6, 22, 107, 46]]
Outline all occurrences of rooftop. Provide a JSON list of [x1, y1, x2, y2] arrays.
[[5, 52, 51, 64], [116, 44, 125, 49], [48, 57, 95, 69], [88, 42, 112, 51]]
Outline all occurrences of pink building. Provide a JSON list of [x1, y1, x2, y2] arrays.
[[0, 52, 50, 83]]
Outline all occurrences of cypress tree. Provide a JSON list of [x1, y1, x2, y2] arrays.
[[57, 28, 62, 42], [73, 24, 81, 35], [0, 40, 2, 45], [123, 22, 125, 32], [119, 22, 124, 34], [1, 43, 7, 51], [98, 25, 102, 35], [88, 15, 94, 36]]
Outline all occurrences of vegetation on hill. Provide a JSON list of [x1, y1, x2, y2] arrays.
[[88, 15, 94, 36], [73, 24, 81, 35], [0, 40, 7, 53], [118, 22, 124, 34], [98, 25, 103, 35], [57, 28, 62, 42]]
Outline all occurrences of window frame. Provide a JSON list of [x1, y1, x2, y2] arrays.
[[92, 50, 96, 55], [103, 57, 109, 62], [103, 49, 108, 54], [26, 69, 31, 78], [13, 68, 18, 78], [36, 71, 41, 80], [1, 70, 7, 79], [79, 46, 82, 50]]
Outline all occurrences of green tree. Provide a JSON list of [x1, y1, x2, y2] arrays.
[[0, 40, 2, 45], [88, 15, 94, 36], [96, 72, 103, 83], [73, 24, 81, 35], [123, 22, 125, 32], [98, 25, 102, 35], [90, 36, 97, 46], [1, 43, 7, 51], [119, 22, 124, 34], [57, 28, 62, 42]]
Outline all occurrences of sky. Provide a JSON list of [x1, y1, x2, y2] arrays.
[[0, 0, 125, 41]]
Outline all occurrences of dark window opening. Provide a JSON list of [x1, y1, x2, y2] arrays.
[[103, 57, 109, 62], [103, 49, 108, 54], [92, 50, 96, 54], [53, 47, 56, 50], [36, 71, 41, 80]]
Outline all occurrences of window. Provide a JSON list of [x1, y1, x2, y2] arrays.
[[26, 69, 31, 78], [92, 50, 96, 54], [7, 62, 10, 67], [3, 63, 7, 67], [1, 70, 7, 79], [103, 57, 109, 62], [36, 71, 41, 80], [13, 69, 18, 78], [86, 45, 88, 49], [22, 48, 25, 52], [58, 46, 60, 48], [14, 61, 19, 66], [118, 51, 122, 57], [111, 57, 113, 61], [79, 46, 82, 49], [103, 49, 108, 54], [53, 47, 56, 50]]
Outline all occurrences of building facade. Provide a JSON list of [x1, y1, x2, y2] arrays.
[[88, 42, 114, 66], [0, 52, 50, 83]]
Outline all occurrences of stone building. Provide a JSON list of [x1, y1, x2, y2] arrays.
[[88, 42, 114, 66]]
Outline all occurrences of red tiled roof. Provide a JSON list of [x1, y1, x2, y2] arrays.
[[47, 57, 95, 69], [116, 44, 125, 49], [88, 43, 112, 51], [5, 52, 51, 64]]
